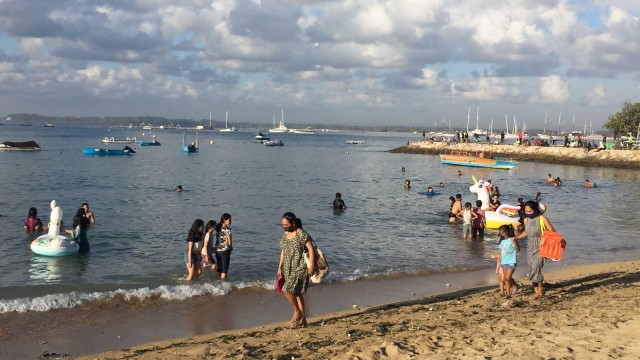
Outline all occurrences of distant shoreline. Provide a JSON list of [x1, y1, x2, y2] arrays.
[[389, 141, 640, 169]]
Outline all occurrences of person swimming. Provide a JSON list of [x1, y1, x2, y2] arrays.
[[176, 185, 183, 192], [404, 179, 411, 189], [584, 179, 596, 188], [547, 174, 554, 183], [421, 186, 435, 196]]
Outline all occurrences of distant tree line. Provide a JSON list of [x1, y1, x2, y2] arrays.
[[3, 113, 434, 133]]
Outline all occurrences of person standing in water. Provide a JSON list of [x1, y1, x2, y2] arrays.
[[277, 212, 315, 328], [333, 193, 347, 209], [201, 220, 217, 270], [450, 194, 463, 223], [82, 203, 95, 225], [66, 208, 90, 253], [184, 219, 204, 281], [214, 213, 233, 280], [24, 207, 46, 232]]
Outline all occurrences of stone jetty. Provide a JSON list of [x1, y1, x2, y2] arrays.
[[389, 141, 640, 169]]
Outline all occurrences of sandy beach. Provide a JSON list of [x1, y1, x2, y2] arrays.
[[78, 260, 640, 359], [389, 141, 640, 169]]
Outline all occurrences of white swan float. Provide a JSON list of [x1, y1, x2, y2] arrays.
[[469, 176, 544, 229], [31, 200, 79, 256]]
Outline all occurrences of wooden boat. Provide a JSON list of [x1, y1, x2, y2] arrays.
[[0, 140, 41, 151], [82, 146, 134, 155], [439, 150, 517, 170], [101, 136, 137, 144]]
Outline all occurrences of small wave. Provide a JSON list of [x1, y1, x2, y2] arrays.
[[0, 280, 271, 314]]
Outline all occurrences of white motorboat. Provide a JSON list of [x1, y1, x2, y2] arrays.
[[345, 140, 365, 144], [255, 132, 271, 143], [101, 136, 137, 144], [289, 127, 316, 134]]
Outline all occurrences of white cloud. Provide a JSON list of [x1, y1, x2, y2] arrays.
[[530, 75, 570, 104], [463, 77, 522, 101], [0, 0, 637, 126]]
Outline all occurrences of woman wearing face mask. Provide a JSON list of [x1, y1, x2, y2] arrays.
[[277, 212, 315, 328], [513, 200, 556, 299]]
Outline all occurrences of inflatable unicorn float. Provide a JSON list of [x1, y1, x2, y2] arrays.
[[469, 176, 545, 229], [30, 200, 79, 256]]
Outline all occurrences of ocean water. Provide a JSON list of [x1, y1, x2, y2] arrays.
[[1, 123, 639, 313]]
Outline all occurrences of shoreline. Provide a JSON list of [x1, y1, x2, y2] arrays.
[[389, 141, 640, 169], [63, 259, 640, 359]]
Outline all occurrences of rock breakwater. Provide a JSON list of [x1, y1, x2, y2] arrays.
[[389, 142, 640, 169]]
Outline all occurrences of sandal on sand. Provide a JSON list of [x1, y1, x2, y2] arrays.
[[290, 313, 304, 326], [292, 317, 307, 329]]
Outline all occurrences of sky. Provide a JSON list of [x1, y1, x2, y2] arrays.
[[1, 0, 639, 129]]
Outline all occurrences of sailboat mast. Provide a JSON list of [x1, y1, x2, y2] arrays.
[[505, 114, 509, 134], [543, 111, 547, 133], [557, 112, 562, 133], [225, 111, 228, 129], [466, 106, 470, 133], [476, 106, 480, 130], [209, 112, 212, 128]]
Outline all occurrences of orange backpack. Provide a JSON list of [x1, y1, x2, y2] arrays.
[[539, 216, 566, 261]]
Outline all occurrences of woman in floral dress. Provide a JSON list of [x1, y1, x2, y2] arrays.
[[277, 212, 315, 328]]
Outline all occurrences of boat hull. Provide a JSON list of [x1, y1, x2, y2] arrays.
[[0, 140, 41, 151], [82, 148, 132, 155], [440, 153, 517, 170], [138, 141, 161, 146]]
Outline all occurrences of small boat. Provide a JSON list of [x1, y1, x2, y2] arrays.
[[101, 136, 137, 144], [43, 123, 55, 127], [439, 150, 517, 170], [289, 127, 316, 134], [142, 125, 152, 130], [82, 146, 135, 155], [264, 139, 284, 147], [0, 140, 41, 151], [183, 132, 199, 153], [138, 138, 161, 146], [345, 140, 365, 144], [19, 123, 32, 126], [255, 132, 271, 143]]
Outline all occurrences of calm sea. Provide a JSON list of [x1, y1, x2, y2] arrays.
[[1, 123, 639, 313]]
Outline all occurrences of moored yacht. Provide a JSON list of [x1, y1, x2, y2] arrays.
[[269, 109, 289, 133]]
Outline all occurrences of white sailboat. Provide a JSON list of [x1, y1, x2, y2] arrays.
[[219, 111, 237, 132], [537, 112, 554, 140], [269, 109, 289, 133], [503, 115, 519, 139], [470, 106, 486, 135]]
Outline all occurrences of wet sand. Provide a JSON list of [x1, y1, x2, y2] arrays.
[[82, 260, 640, 359], [6, 259, 636, 359], [1, 264, 521, 358], [390, 141, 640, 169]]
